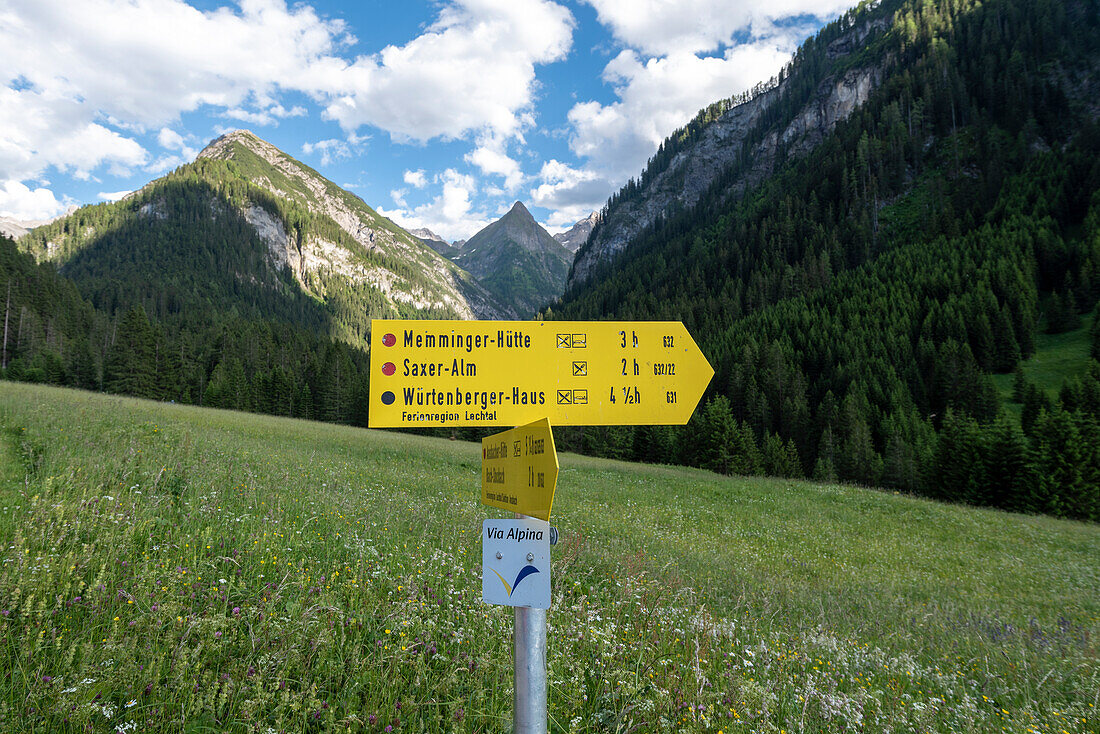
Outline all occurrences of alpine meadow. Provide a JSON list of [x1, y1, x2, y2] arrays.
[[2, 0, 1100, 731], [1, 384, 1097, 732]]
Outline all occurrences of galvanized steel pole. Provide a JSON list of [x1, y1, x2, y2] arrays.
[[514, 604, 548, 733], [513, 511, 548, 734]]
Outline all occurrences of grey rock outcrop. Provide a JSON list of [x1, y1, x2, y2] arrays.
[[197, 130, 511, 319], [553, 212, 598, 253]]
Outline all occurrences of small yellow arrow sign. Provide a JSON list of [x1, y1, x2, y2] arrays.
[[481, 418, 559, 521], [368, 320, 713, 427]]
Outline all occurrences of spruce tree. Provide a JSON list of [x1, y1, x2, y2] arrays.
[[982, 415, 1032, 512], [930, 409, 983, 503], [103, 306, 158, 398], [1031, 408, 1086, 518]]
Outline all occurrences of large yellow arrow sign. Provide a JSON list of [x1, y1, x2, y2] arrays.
[[481, 418, 559, 520], [367, 320, 713, 427]]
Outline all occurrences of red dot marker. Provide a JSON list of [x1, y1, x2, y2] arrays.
[[382, 362, 396, 376], [381, 333, 396, 347]]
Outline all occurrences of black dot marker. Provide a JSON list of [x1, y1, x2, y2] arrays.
[[381, 391, 395, 405]]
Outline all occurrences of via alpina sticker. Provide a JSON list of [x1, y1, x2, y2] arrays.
[[482, 518, 551, 609]]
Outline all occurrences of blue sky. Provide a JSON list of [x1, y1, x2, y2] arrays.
[[1, 0, 855, 241]]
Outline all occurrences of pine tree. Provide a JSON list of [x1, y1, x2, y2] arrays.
[[763, 433, 801, 477], [1011, 364, 1027, 402], [840, 416, 882, 486], [691, 396, 738, 474], [1045, 290, 1080, 334], [66, 338, 99, 390], [991, 305, 1021, 372], [1021, 383, 1051, 436]]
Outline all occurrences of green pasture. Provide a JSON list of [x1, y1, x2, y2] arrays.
[[0, 383, 1097, 732], [994, 324, 1094, 408]]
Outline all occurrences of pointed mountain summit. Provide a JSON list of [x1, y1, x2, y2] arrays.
[[452, 201, 572, 317]]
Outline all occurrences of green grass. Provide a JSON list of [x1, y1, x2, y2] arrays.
[[1, 382, 1097, 732], [993, 324, 1094, 409]]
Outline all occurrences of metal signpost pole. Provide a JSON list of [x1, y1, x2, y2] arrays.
[[513, 603, 548, 733], [513, 510, 548, 734]]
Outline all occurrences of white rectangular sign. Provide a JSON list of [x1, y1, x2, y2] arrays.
[[482, 518, 551, 609]]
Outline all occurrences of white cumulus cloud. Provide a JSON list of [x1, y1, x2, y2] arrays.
[[404, 169, 427, 188], [0, 180, 72, 220], [1, 0, 577, 223], [1, 0, 350, 218], [378, 168, 491, 243], [465, 135, 525, 192], [530, 159, 607, 228], [320, 0, 574, 143], [584, 0, 853, 56]]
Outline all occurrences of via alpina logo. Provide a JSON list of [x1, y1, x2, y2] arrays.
[[489, 564, 539, 597]]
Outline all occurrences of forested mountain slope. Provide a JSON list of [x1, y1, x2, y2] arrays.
[[20, 131, 508, 346], [4, 132, 517, 423], [0, 231, 373, 424], [552, 0, 1100, 520]]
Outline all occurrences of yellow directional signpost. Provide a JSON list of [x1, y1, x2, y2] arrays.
[[481, 418, 559, 521], [367, 318, 713, 734], [367, 320, 713, 427]]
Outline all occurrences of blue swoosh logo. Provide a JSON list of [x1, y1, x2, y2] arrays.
[[490, 564, 540, 596]]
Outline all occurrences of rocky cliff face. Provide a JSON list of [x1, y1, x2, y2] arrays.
[[553, 212, 598, 253], [569, 18, 889, 287], [195, 131, 510, 319]]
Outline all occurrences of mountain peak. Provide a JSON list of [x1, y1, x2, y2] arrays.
[[553, 211, 598, 253], [197, 129, 274, 162], [453, 202, 571, 317], [507, 200, 532, 218]]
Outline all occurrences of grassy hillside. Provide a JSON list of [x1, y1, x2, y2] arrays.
[[993, 324, 1095, 405], [1, 383, 1097, 732]]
